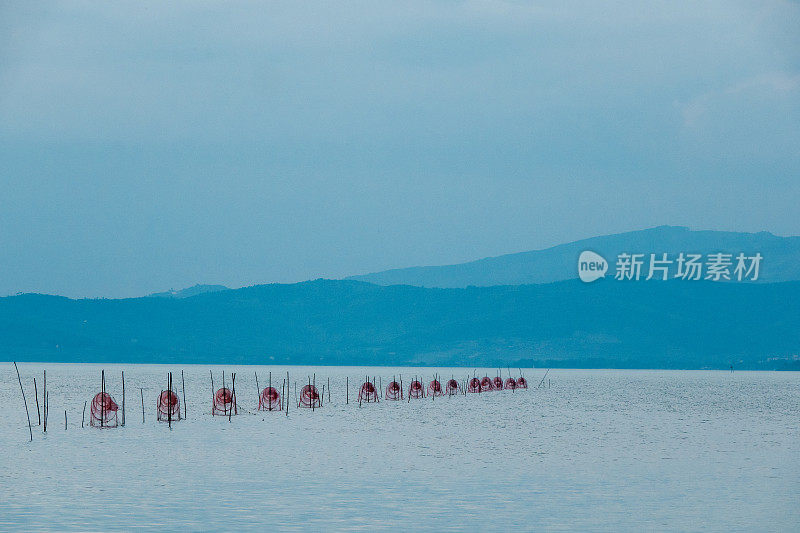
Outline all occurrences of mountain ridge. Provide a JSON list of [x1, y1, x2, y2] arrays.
[[346, 226, 800, 287], [2, 278, 798, 370]]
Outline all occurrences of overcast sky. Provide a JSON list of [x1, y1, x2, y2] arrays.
[[1, 1, 799, 298]]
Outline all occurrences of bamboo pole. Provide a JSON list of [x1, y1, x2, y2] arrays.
[[169, 372, 173, 428], [538, 369, 550, 389], [82, 401, 86, 428], [286, 371, 290, 417], [121, 370, 126, 427], [43, 369, 47, 432], [100, 370, 104, 428], [181, 370, 187, 419], [12, 363, 32, 442], [229, 373, 236, 422], [328, 377, 331, 403], [64, 410, 67, 431], [255, 371, 260, 409], [346, 376, 349, 404], [140, 387, 145, 423], [34, 377, 40, 426]]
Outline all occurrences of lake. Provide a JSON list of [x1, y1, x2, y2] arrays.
[[1, 364, 798, 531]]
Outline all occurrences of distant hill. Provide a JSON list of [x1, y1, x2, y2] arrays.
[[147, 284, 229, 299], [2, 279, 798, 369], [346, 226, 800, 287]]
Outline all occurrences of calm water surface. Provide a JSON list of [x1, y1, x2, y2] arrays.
[[1, 364, 797, 531]]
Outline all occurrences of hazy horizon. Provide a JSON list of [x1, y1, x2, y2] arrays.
[[2, 1, 799, 298]]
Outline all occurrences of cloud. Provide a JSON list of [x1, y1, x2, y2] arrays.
[[0, 1, 799, 296]]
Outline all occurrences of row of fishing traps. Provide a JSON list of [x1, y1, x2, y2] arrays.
[[87, 372, 529, 428]]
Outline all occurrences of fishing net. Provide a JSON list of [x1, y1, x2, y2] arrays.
[[446, 379, 459, 395], [427, 379, 443, 397], [385, 381, 402, 400], [212, 387, 238, 416], [467, 377, 482, 393], [504, 378, 517, 390], [408, 380, 424, 399], [298, 384, 321, 408], [89, 392, 119, 428], [157, 390, 181, 422], [516, 377, 528, 389], [480, 377, 495, 391], [258, 387, 282, 411], [358, 381, 379, 403]]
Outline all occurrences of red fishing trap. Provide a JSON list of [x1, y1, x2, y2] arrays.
[[446, 378, 460, 395], [298, 384, 321, 408], [157, 390, 181, 422], [385, 380, 403, 400], [212, 387, 237, 416], [90, 392, 119, 428], [408, 379, 424, 399], [258, 387, 282, 411], [427, 379, 443, 397], [358, 381, 379, 403]]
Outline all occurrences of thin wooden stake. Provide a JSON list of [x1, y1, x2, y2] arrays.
[[537, 369, 550, 389], [181, 370, 187, 419], [100, 370, 105, 428], [140, 387, 145, 423], [43, 369, 47, 432], [12, 362, 32, 442], [82, 401, 86, 428], [168, 372, 172, 428], [34, 377, 40, 426], [121, 370, 126, 426], [65, 410, 67, 430], [229, 373, 236, 422]]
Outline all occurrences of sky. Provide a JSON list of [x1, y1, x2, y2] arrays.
[[1, 1, 799, 298]]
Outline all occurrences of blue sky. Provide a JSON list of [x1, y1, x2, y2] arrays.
[[1, 1, 799, 297]]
